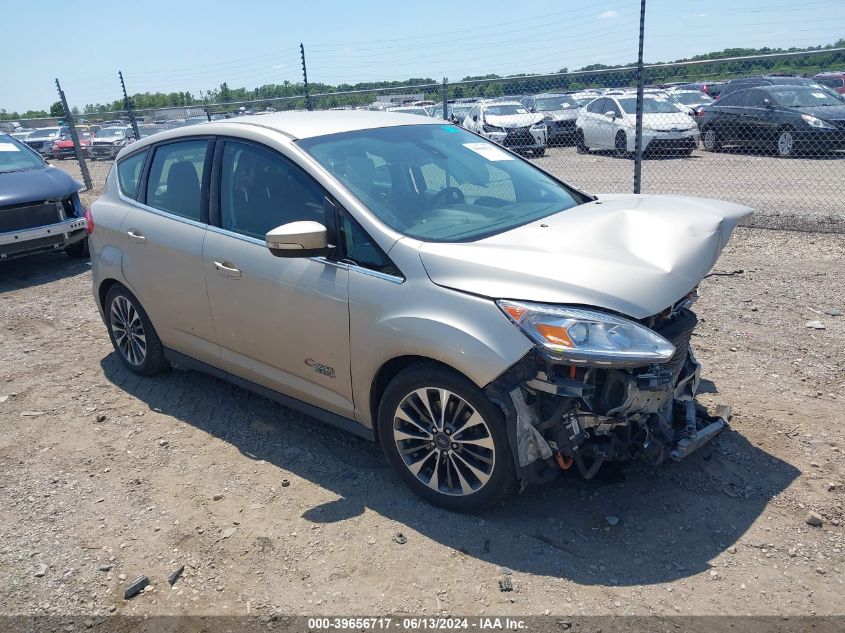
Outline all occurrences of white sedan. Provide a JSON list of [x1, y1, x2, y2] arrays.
[[576, 95, 699, 156]]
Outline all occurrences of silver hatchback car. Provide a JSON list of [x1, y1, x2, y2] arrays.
[[90, 111, 750, 510]]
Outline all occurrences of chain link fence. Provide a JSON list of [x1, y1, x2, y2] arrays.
[[9, 48, 844, 232]]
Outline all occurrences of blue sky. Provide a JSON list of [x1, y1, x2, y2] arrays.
[[2, 0, 843, 112]]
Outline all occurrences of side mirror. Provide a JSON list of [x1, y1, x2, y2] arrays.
[[266, 220, 331, 258], [604, 110, 616, 119], [472, 114, 478, 122]]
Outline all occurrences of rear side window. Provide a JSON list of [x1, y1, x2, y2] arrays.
[[116, 150, 147, 199], [145, 140, 210, 222], [586, 98, 606, 114]]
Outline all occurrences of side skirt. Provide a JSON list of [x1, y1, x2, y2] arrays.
[[164, 349, 374, 442]]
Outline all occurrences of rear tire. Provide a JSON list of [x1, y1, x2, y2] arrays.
[[533, 147, 546, 157], [614, 131, 628, 158], [104, 284, 169, 377], [64, 237, 89, 259], [377, 364, 516, 511], [575, 129, 588, 153]]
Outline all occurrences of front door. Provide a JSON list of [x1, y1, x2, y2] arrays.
[[203, 138, 353, 419]]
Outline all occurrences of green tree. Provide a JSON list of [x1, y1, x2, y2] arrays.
[[50, 101, 64, 117]]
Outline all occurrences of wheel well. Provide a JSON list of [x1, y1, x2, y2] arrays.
[[97, 278, 121, 311], [369, 356, 469, 438]]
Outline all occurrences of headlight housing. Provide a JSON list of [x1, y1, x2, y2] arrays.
[[498, 300, 676, 367], [482, 123, 504, 133], [530, 121, 547, 131], [801, 114, 835, 130]]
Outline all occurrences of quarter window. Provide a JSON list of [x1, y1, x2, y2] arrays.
[[145, 140, 210, 221], [340, 213, 400, 277], [116, 150, 147, 199], [219, 141, 326, 239]]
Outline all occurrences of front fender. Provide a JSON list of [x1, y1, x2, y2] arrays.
[[348, 271, 534, 429]]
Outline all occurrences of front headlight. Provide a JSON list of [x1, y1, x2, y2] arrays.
[[498, 300, 676, 366], [530, 121, 547, 130], [801, 114, 835, 130], [482, 123, 505, 133]]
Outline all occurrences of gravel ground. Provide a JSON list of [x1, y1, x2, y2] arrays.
[[0, 227, 843, 620], [51, 143, 845, 232]]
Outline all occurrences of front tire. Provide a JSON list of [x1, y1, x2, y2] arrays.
[[575, 129, 588, 153], [533, 147, 546, 157], [703, 128, 721, 152], [775, 128, 795, 157], [64, 237, 89, 258], [377, 365, 516, 511], [104, 284, 169, 376]]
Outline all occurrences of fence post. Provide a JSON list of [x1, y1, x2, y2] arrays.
[[119, 71, 141, 140], [442, 77, 449, 121], [55, 78, 92, 191], [633, 0, 647, 194], [300, 43, 312, 111], [204, 105, 212, 122]]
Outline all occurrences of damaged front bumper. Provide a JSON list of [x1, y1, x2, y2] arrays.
[[486, 305, 729, 484]]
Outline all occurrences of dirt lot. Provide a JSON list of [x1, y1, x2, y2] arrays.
[[0, 227, 843, 619], [53, 143, 845, 231]]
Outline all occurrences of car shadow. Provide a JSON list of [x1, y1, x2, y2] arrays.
[[100, 353, 799, 587], [0, 252, 90, 293]]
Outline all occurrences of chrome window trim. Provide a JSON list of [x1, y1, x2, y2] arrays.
[[204, 224, 402, 282]]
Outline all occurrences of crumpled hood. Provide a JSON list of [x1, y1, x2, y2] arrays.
[[542, 109, 579, 121], [418, 194, 753, 319], [0, 166, 82, 208], [485, 113, 544, 129]]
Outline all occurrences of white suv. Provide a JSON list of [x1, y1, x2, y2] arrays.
[[463, 101, 547, 156], [576, 95, 699, 157]]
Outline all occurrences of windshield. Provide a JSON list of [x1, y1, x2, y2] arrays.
[[98, 127, 127, 138], [484, 104, 529, 116], [0, 135, 46, 173], [29, 128, 60, 139], [769, 87, 843, 108], [617, 97, 682, 114], [573, 95, 596, 106], [297, 124, 581, 242], [533, 96, 578, 111], [671, 92, 712, 105]]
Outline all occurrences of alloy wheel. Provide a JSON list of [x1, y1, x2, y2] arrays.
[[110, 295, 147, 366], [777, 130, 794, 157], [392, 387, 495, 496], [704, 129, 718, 151]]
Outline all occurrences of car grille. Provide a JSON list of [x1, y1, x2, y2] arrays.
[[0, 201, 63, 232], [653, 308, 698, 381], [503, 126, 535, 147]]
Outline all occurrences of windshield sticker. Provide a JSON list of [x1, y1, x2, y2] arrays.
[[0, 142, 21, 152], [811, 92, 828, 99], [462, 142, 514, 161]]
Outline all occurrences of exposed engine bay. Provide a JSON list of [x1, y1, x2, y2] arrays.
[[487, 293, 730, 484]]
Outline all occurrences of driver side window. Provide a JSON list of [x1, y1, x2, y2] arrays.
[[220, 140, 326, 239]]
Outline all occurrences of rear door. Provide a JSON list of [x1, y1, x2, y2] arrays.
[[119, 137, 218, 363], [582, 98, 607, 147]]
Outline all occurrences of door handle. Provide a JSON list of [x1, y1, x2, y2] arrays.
[[213, 261, 241, 278], [126, 230, 146, 243]]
